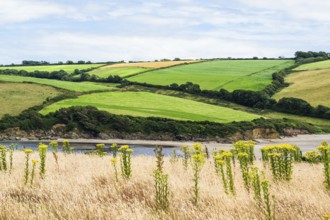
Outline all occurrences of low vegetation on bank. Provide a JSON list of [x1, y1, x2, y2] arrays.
[[0, 106, 321, 141]]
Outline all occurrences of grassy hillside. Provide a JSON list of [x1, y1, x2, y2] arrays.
[[0, 83, 61, 118], [128, 60, 294, 91], [40, 92, 261, 123], [102, 60, 201, 68], [90, 67, 151, 78], [294, 60, 330, 71], [1, 151, 329, 219], [89, 60, 201, 78], [0, 75, 118, 92], [0, 64, 103, 73], [273, 69, 330, 107]]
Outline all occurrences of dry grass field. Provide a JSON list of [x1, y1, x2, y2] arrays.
[[0, 151, 329, 219], [273, 69, 330, 107], [0, 83, 62, 118], [101, 60, 201, 69]]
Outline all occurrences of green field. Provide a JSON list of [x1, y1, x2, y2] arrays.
[[263, 111, 330, 130], [294, 60, 330, 71], [0, 64, 103, 73], [40, 92, 261, 123], [0, 75, 118, 92], [128, 60, 294, 91], [273, 69, 330, 107], [89, 67, 150, 78], [0, 83, 61, 118]]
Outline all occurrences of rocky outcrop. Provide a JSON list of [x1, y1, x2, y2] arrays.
[[283, 128, 310, 136], [0, 125, 310, 142]]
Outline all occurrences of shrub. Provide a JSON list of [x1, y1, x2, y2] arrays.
[[317, 142, 330, 189], [191, 143, 206, 204], [261, 144, 296, 181], [118, 145, 133, 179]]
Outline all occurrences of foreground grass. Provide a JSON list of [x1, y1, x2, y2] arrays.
[[0, 83, 61, 118], [0, 152, 329, 219], [128, 60, 294, 91], [0, 64, 103, 73], [0, 75, 118, 92], [273, 69, 330, 107], [294, 60, 330, 71], [40, 91, 260, 123]]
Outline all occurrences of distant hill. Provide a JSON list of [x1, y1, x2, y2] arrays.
[[273, 60, 330, 107]]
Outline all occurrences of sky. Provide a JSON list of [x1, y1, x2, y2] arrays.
[[0, 0, 329, 64]]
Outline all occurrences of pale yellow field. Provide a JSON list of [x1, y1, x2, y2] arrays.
[[273, 69, 330, 107], [1, 151, 329, 219], [101, 60, 201, 69]]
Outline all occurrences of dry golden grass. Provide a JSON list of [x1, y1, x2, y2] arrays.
[[101, 60, 201, 69], [0, 151, 329, 219], [273, 69, 330, 107]]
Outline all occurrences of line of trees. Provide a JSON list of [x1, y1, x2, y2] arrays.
[[0, 106, 319, 140]]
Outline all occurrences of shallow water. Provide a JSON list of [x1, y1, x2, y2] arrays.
[[0, 142, 182, 156]]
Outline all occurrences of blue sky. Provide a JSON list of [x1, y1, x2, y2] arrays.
[[0, 0, 329, 64]]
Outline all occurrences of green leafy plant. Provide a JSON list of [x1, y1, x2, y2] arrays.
[[233, 140, 255, 164], [9, 144, 15, 173], [110, 158, 119, 183], [304, 150, 321, 163], [0, 146, 7, 172], [118, 145, 133, 179], [38, 143, 48, 179], [249, 166, 262, 204], [50, 141, 58, 153], [292, 145, 302, 162], [191, 143, 206, 205], [23, 149, 33, 185], [95, 144, 106, 157], [153, 146, 169, 211], [261, 144, 296, 181], [317, 142, 330, 189], [181, 145, 190, 170], [238, 152, 250, 191], [30, 159, 38, 186], [214, 155, 228, 194], [62, 140, 73, 154], [261, 177, 272, 220], [170, 148, 178, 164], [111, 144, 118, 158]]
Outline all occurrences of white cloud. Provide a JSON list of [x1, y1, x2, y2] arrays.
[[0, 0, 329, 63], [0, 0, 106, 25], [0, 0, 66, 24], [32, 32, 290, 62], [240, 0, 330, 23]]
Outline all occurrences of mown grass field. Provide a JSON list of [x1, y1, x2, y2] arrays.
[[40, 91, 260, 123], [102, 60, 201, 68], [0, 150, 329, 219], [128, 60, 294, 91], [0, 64, 103, 73], [0, 83, 61, 118], [0, 75, 118, 92], [294, 60, 330, 71], [89, 67, 151, 78], [88, 60, 201, 78], [273, 69, 330, 107]]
